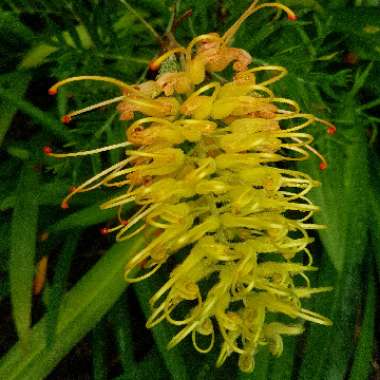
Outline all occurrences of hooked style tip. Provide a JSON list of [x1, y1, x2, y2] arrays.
[[43, 146, 53, 155], [61, 201, 69, 209], [100, 227, 109, 235], [327, 126, 336, 135], [319, 162, 328, 171], [48, 87, 57, 95], [61, 115, 72, 124], [288, 13, 297, 21], [149, 60, 160, 71]]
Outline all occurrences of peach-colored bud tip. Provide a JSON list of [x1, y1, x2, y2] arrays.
[[319, 162, 328, 170], [61, 115, 72, 124], [327, 126, 336, 135], [61, 201, 69, 209], [288, 13, 297, 21], [100, 227, 109, 235], [48, 87, 57, 95], [43, 146, 53, 155]]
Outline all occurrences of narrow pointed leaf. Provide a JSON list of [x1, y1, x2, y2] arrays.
[[46, 232, 80, 345], [0, 234, 145, 380], [348, 268, 375, 380], [0, 72, 31, 146], [298, 94, 369, 380], [9, 163, 39, 344], [134, 279, 189, 380]]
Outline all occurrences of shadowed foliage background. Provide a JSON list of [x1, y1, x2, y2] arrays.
[[0, 0, 379, 379]]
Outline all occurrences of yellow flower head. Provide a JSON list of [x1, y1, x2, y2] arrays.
[[46, 0, 334, 373]]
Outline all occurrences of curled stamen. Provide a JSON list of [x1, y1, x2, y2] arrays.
[[48, 75, 139, 95], [46, 141, 133, 158], [59, 157, 132, 208], [292, 137, 328, 169], [61, 95, 125, 123], [235, 65, 288, 86], [222, 1, 296, 46], [314, 117, 337, 135]]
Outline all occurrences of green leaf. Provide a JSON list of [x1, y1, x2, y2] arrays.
[[0, 72, 31, 146], [268, 338, 296, 380], [113, 349, 169, 380], [297, 93, 369, 380], [0, 12, 32, 71], [0, 234, 145, 380], [134, 279, 190, 380], [9, 163, 39, 344], [330, 8, 380, 60], [368, 150, 380, 282], [109, 297, 135, 374], [48, 202, 127, 233], [45, 232, 80, 346], [19, 44, 58, 70], [92, 320, 108, 380], [237, 349, 270, 380], [0, 87, 71, 143], [348, 267, 375, 380], [0, 180, 106, 211], [0, 276, 9, 303]]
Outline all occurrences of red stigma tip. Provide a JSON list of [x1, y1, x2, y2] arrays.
[[48, 87, 57, 95], [327, 126, 336, 135], [100, 227, 109, 235], [43, 146, 53, 155], [61, 115, 72, 124], [149, 60, 159, 71], [288, 13, 297, 21], [61, 201, 69, 209], [319, 162, 328, 171]]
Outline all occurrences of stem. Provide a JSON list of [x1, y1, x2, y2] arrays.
[[119, 0, 162, 43]]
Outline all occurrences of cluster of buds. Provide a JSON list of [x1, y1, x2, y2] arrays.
[[46, 1, 334, 373]]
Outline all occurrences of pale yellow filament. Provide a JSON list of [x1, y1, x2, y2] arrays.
[[63, 95, 125, 121], [49, 75, 139, 94], [48, 140, 132, 158]]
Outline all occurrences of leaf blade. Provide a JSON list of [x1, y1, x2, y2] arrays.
[[9, 163, 39, 344]]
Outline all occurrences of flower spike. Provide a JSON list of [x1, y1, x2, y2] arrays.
[[48, 0, 333, 374]]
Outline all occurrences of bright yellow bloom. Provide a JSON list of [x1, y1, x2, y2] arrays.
[[46, 0, 334, 373]]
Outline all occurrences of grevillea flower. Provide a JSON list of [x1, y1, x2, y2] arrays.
[[46, 1, 335, 373]]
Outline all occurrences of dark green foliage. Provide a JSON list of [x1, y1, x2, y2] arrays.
[[0, 0, 379, 379]]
